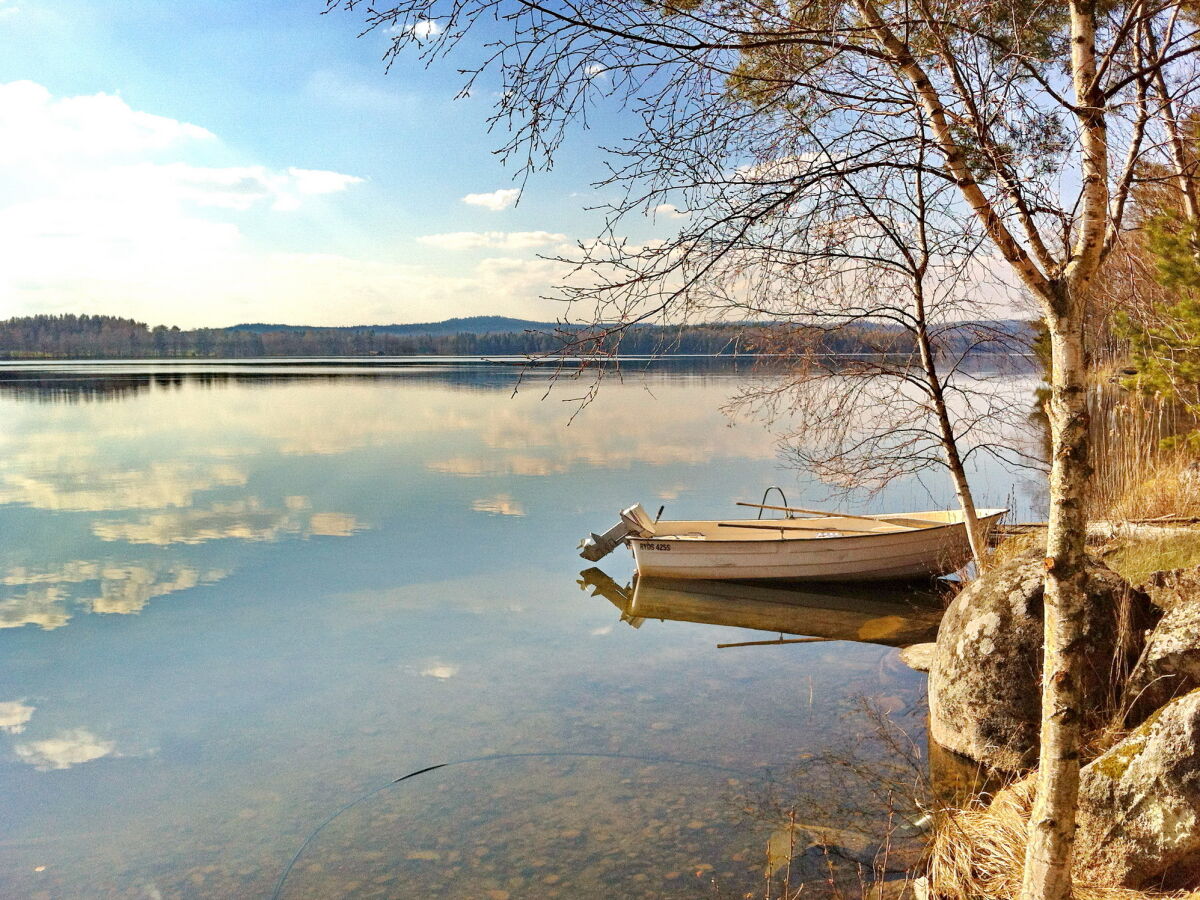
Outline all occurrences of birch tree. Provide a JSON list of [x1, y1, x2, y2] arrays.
[[719, 137, 1038, 572], [331, 1, 1200, 895]]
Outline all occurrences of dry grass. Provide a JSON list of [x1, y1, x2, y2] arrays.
[[1103, 531, 1200, 584], [1085, 388, 1195, 521], [926, 776, 1200, 900], [987, 531, 1044, 567], [1107, 455, 1200, 522]]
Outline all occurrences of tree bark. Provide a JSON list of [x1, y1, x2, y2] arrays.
[[1020, 295, 1091, 900], [1019, 5, 1104, 898], [911, 282, 989, 572], [936, 398, 989, 575]]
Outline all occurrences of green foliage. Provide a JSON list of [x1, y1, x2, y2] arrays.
[[1120, 213, 1200, 442], [1146, 213, 1200, 291]]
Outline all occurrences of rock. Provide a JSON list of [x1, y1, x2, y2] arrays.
[[1140, 565, 1200, 612], [898, 643, 936, 672], [1127, 598, 1200, 721], [928, 552, 1156, 772], [1076, 689, 1200, 889]]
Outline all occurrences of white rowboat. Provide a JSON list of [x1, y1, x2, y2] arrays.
[[580, 505, 1006, 582]]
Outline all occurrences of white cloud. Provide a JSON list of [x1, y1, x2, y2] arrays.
[[0, 81, 605, 325], [653, 203, 688, 220], [0, 80, 402, 326], [0, 81, 215, 165], [110, 163, 365, 213], [585, 64, 608, 78], [0, 701, 34, 734], [417, 230, 567, 251], [14, 728, 116, 771], [461, 188, 521, 211], [406, 19, 443, 39], [288, 167, 364, 195]]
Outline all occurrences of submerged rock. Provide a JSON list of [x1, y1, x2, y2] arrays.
[[898, 643, 936, 672], [1076, 689, 1200, 889], [928, 553, 1155, 772]]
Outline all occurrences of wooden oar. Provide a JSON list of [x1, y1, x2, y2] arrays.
[[716, 521, 884, 534], [717, 636, 831, 649], [735, 502, 933, 529]]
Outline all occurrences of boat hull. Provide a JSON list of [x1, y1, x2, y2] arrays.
[[628, 510, 1005, 581]]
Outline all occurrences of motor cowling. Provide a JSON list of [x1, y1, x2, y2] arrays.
[[578, 504, 655, 561]]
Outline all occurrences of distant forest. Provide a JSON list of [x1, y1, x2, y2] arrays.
[[0, 314, 1032, 359]]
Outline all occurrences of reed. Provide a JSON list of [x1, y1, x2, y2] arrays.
[[1084, 384, 1200, 521]]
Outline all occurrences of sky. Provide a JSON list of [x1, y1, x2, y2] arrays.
[[0, 0, 668, 327]]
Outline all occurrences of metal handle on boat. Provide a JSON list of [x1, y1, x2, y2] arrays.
[[756, 486, 792, 519]]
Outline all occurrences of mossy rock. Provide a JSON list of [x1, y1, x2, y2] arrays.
[[1076, 689, 1200, 889]]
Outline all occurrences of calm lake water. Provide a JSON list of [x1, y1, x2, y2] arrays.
[[0, 360, 1030, 899]]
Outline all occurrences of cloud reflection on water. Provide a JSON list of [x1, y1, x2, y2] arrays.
[[0, 700, 35, 734], [0, 371, 767, 641], [13, 728, 116, 771], [91, 498, 362, 545], [0, 586, 71, 630], [420, 662, 460, 680], [0, 460, 247, 512], [471, 493, 526, 516], [0, 562, 227, 629]]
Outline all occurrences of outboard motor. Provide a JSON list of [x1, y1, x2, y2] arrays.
[[578, 503, 656, 561]]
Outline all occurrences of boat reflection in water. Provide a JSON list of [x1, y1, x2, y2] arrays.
[[578, 567, 945, 647]]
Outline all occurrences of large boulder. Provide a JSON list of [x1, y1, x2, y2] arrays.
[[1075, 689, 1200, 889], [928, 553, 1156, 772], [1127, 599, 1200, 721]]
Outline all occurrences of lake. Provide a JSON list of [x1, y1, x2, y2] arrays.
[[0, 360, 1031, 899]]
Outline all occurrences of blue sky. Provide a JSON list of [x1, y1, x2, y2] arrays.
[[0, 0, 668, 326]]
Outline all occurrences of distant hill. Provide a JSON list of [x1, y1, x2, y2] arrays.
[[228, 316, 563, 337], [0, 313, 1036, 360]]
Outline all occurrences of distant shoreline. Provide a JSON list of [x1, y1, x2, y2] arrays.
[[0, 313, 1037, 361], [0, 352, 1037, 367]]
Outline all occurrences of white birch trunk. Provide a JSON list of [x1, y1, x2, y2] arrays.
[[1019, 301, 1091, 900], [1020, 5, 1105, 897]]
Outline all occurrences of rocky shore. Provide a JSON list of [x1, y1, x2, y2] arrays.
[[919, 542, 1200, 895]]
